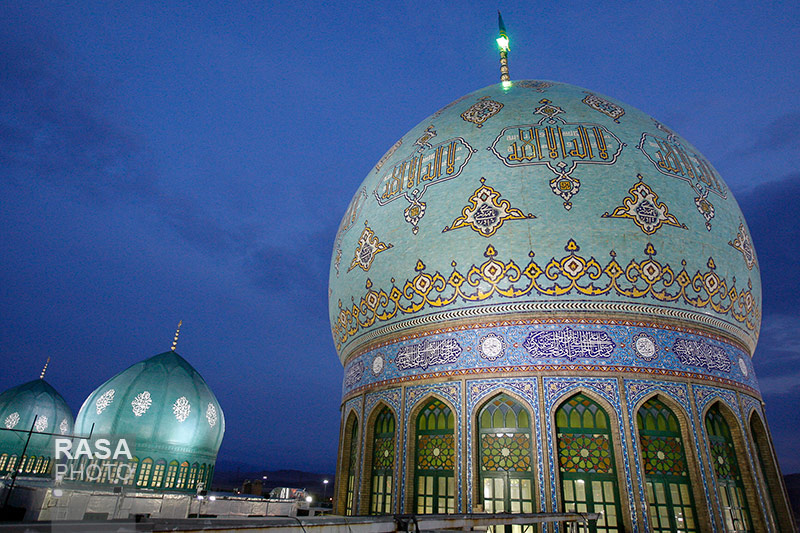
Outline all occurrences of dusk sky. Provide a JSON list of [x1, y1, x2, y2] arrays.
[[1, 1, 799, 475]]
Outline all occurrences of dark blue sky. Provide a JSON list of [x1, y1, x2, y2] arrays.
[[1, 1, 798, 474]]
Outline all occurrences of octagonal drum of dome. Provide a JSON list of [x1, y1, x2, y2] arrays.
[[330, 80, 761, 400], [75, 351, 224, 491]]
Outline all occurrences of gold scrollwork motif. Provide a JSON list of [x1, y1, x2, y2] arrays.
[[332, 240, 760, 350], [443, 178, 535, 237]]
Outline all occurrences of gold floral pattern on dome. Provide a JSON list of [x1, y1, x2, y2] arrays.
[[348, 222, 393, 272], [729, 222, 756, 271], [602, 175, 686, 235], [443, 178, 535, 237], [332, 241, 760, 350]]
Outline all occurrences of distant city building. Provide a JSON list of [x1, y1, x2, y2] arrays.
[[328, 80, 796, 532]]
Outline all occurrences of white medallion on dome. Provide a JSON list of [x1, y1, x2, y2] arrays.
[[602, 175, 686, 235], [582, 93, 625, 123], [443, 178, 535, 237], [478, 332, 506, 361], [131, 391, 153, 417], [172, 396, 191, 422], [206, 403, 218, 428], [488, 98, 624, 210], [729, 222, 756, 270], [372, 354, 385, 376], [374, 135, 476, 233], [461, 96, 503, 128], [348, 222, 393, 272], [4, 412, 20, 429], [60, 418, 69, 435], [96, 389, 115, 414], [632, 332, 659, 362], [34, 415, 48, 432]]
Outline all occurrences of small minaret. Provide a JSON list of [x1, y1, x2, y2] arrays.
[[497, 11, 511, 86], [171, 320, 182, 351], [39, 357, 50, 379]]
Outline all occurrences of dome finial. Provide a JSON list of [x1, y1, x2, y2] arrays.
[[39, 357, 50, 379], [171, 320, 183, 351], [497, 11, 511, 86]]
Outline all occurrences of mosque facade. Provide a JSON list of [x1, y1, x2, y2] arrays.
[[328, 80, 795, 532]]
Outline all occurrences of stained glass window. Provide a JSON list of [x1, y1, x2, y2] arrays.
[[345, 419, 358, 515], [556, 393, 621, 533], [370, 407, 395, 515], [164, 460, 179, 488], [151, 460, 166, 488], [415, 398, 455, 514], [0, 454, 7, 472], [188, 463, 198, 489], [636, 398, 698, 532], [479, 393, 535, 522], [176, 461, 189, 489], [706, 404, 751, 532], [198, 464, 207, 488]]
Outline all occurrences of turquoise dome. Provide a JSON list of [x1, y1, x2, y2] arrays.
[[330, 80, 761, 393], [75, 350, 224, 485], [0, 378, 74, 475]]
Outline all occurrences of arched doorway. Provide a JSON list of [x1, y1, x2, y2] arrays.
[[414, 398, 455, 514], [637, 397, 698, 532], [705, 403, 751, 532], [345, 416, 359, 515], [369, 406, 395, 515], [478, 394, 535, 519], [555, 393, 622, 533]]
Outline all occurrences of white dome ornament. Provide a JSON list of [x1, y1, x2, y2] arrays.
[[96, 389, 115, 414], [131, 391, 153, 417], [206, 403, 218, 428], [173, 396, 191, 422]]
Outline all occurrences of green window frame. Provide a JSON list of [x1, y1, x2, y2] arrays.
[[136, 458, 153, 487], [478, 394, 535, 519], [414, 398, 456, 514], [176, 461, 189, 489], [164, 460, 179, 488], [705, 404, 751, 532], [151, 460, 166, 488], [370, 407, 395, 515], [556, 393, 622, 533], [637, 398, 698, 532]]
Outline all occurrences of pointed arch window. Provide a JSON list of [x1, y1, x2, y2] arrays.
[[706, 404, 751, 532], [556, 393, 622, 533], [136, 458, 153, 487], [345, 419, 359, 515], [197, 464, 207, 489], [151, 460, 166, 488], [415, 398, 455, 514], [637, 398, 698, 532], [0, 454, 8, 472], [164, 460, 179, 488], [478, 394, 535, 517], [188, 463, 199, 489], [749, 415, 779, 528], [176, 461, 190, 489], [370, 406, 395, 515]]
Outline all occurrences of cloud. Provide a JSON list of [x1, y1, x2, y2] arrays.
[[749, 111, 800, 152], [0, 29, 157, 201], [736, 172, 800, 314]]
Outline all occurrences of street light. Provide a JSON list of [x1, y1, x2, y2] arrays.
[[323, 479, 329, 501]]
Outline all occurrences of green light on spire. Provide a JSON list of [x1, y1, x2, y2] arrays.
[[497, 11, 510, 51]]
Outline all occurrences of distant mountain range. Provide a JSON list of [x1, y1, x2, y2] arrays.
[[211, 461, 335, 501]]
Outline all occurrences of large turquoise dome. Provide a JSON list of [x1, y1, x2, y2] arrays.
[[330, 81, 760, 384], [75, 350, 224, 491], [0, 378, 74, 476]]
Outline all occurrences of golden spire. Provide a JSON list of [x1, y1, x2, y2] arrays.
[[171, 320, 183, 351], [497, 11, 511, 86], [39, 357, 50, 379]]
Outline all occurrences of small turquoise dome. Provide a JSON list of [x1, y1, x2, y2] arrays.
[[0, 378, 74, 476], [75, 351, 224, 491]]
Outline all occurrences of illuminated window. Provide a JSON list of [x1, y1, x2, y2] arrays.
[[188, 463, 198, 489], [136, 458, 153, 487], [7, 455, 17, 472], [479, 393, 535, 522], [176, 461, 189, 489], [151, 460, 166, 488], [345, 419, 358, 515], [164, 460, 179, 488], [706, 404, 751, 532], [19, 455, 26, 472], [0, 454, 7, 472], [370, 407, 395, 515], [198, 464, 207, 488], [41, 458, 50, 474], [637, 398, 698, 532], [415, 398, 456, 514], [124, 458, 138, 485], [34, 456, 44, 474], [556, 393, 622, 533]]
